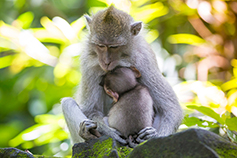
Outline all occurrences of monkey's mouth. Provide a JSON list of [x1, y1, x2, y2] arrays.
[[101, 61, 118, 71]]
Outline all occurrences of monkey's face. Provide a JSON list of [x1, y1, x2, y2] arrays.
[[92, 43, 129, 71]]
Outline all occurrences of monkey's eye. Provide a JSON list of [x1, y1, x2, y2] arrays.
[[109, 45, 119, 49], [97, 44, 105, 48]]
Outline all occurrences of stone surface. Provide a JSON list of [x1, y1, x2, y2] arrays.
[[72, 135, 117, 158], [5, 128, 234, 158], [128, 128, 237, 158], [0, 147, 34, 158], [72, 135, 132, 158]]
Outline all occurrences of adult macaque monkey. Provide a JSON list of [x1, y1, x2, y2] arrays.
[[100, 66, 154, 147], [61, 6, 183, 145]]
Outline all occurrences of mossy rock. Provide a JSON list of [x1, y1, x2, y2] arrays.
[[72, 135, 132, 158], [128, 128, 237, 158], [0, 147, 34, 158]]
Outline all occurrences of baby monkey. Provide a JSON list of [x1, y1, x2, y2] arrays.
[[100, 66, 154, 147]]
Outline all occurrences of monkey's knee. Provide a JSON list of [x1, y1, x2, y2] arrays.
[[61, 97, 79, 112]]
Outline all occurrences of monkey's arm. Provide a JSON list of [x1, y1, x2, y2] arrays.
[[136, 72, 183, 141], [134, 42, 183, 141], [75, 74, 127, 145]]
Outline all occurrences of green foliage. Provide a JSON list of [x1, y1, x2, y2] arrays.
[[187, 105, 225, 125]]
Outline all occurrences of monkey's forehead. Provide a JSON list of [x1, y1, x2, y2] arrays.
[[90, 6, 133, 36], [91, 17, 131, 41]]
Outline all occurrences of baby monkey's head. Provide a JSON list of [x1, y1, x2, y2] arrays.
[[100, 66, 141, 102]]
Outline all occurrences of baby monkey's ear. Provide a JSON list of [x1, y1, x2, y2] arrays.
[[99, 75, 105, 86], [130, 66, 141, 78]]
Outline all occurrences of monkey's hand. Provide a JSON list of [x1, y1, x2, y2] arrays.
[[79, 119, 101, 140], [136, 127, 158, 143]]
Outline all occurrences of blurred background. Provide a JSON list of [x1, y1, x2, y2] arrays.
[[0, 0, 237, 157]]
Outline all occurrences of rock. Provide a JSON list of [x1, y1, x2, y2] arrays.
[[72, 135, 117, 158], [72, 135, 132, 158], [128, 128, 237, 158], [0, 147, 34, 158]]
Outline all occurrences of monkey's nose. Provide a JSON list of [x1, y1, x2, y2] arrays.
[[104, 62, 112, 71]]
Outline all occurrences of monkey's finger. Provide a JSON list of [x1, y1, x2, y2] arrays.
[[81, 119, 97, 130], [136, 137, 145, 143], [113, 133, 127, 145], [114, 130, 123, 137], [138, 130, 156, 140], [137, 127, 154, 135], [83, 119, 97, 126], [141, 133, 156, 140], [137, 127, 156, 140], [115, 136, 127, 145], [85, 124, 97, 131], [128, 135, 137, 148]]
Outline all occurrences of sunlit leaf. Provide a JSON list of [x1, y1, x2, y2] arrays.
[[40, 16, 67, 41], [71, 17, 86, 37], [35, 114, 63, 124], [9, 114, 67, 148], [231, 59, 237, 67], [233, 68, 237, 78], [182, 115, 219, 128], [187, 105, 225, 125], [17, 11, 34, 29], [221, 111, 231, 121], [226, 117, 237, 131], [0, 55, 14, 69], [227, 129, 237, 143], [132, 2, 168, 23], [145, 29, 159, 43], [9, 124, 42, 147], [131, 0, 150, 7], [168, 34, 205, 46], [32, 28, 67, 44], [0, 21, 20, 39], [221, 79, 237, 92]]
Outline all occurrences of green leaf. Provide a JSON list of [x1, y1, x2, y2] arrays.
[[187, 105, 225, 125], [182, 115, 219, 128], [17, 11, 34, 29], [182, 116, 204, 127], [227, 129, 237, 143], [221, 79, 237, 92], [0, 55, 14, 69], [226, 117, 237, 131], [168, 34, 205, 46]]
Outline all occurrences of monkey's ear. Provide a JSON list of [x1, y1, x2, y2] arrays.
[[131, 22, 142, 36], [84, 14, 92, 30], [84, 14, 92, 24], [130, 66, 141, 78]]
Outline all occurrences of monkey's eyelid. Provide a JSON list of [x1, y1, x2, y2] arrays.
[[109, 45, 119, 48], [97, 44, 106, 47]]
